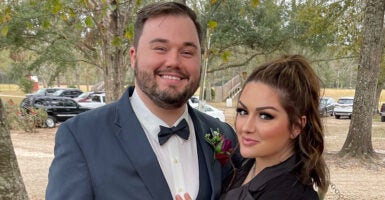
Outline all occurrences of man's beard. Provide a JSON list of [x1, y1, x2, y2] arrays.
[[134, 63, 200, 109]]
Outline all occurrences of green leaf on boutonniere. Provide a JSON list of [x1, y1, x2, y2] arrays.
[[204, 128, 234, 166]]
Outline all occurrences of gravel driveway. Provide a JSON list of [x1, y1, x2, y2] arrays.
[[10, 115, 385, 200]]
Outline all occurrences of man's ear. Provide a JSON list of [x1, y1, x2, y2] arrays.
[[291, 115, 307, 139], [130, 47, 136, 70]]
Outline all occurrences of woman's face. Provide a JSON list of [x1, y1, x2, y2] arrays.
[[235, 81, 299, 163]]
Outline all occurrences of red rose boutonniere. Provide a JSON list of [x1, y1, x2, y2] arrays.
[[204, 128, 235, 166]]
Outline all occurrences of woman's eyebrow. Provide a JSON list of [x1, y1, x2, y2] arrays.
[[238, 100, 278, 111]]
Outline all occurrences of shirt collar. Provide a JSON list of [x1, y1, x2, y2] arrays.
[[130, 88, 189, 139]]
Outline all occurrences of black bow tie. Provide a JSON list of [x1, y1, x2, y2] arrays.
[[158, 119, 190, 145]]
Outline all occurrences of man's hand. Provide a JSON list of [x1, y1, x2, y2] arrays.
[[175, 193, 192, 200]]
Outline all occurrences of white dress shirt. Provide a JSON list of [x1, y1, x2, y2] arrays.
[[130, 89, 199, 198]]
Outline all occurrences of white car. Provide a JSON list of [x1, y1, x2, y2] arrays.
[[74, 91, 95, 102], [78, 93, 106, 109], [191, 103, 225, 122], [188, 96, 200, 107], [334, 97, 354, 119]]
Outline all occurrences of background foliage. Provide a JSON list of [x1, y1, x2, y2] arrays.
[[0, 0, 374, 93]]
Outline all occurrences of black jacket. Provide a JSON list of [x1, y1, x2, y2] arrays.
[[220, 155, 318, 200]]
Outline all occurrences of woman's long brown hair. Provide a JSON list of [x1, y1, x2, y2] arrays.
[[242, 54, 329, 195]]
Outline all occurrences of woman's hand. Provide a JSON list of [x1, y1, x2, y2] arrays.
[[175, 193, 192, 200]]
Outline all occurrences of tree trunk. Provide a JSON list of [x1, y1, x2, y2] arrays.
[[75, 65, 80, 89], [99, 0, 133, 102], [103, 47, 129, 102], [339, 0, 385, 160], [0, 99, 29, 199], [85, 67, 90, 92]]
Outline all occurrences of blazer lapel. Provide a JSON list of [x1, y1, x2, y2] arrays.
[[189, 107, 222, 200], [113, 88, 172, 200]]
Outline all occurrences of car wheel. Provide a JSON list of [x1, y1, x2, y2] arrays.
[[46, 116, 56, 128], [335, 115, 340, 119], [381, 116, 385, 122]]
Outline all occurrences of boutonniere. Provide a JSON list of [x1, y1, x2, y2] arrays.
[[204, 128, 236, 166]]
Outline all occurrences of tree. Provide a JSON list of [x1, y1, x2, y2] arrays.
[[339, 0, 385, 160], [0, 99, 29, 199], [0, 0, 138, 102], [0, 1, 79, 88], [69, 0, 136, 101], [195, 0, 349, 101], [1, 0, 374, 102]]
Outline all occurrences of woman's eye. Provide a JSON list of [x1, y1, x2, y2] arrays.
[[236, 108, 247, 115], [260, 113, 273, 120]]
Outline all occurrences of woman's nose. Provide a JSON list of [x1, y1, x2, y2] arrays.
[[238, 116, 256, 134]]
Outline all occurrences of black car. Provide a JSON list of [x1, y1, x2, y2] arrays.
[[319, 97, 335, 117], [52, 88, 83, 98], [26, 87, 63, 97], [20, 96, 91, 128]]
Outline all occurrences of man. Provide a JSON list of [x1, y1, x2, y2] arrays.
[[46, 2, 241, 199]]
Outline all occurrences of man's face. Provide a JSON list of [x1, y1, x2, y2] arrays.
[[130, 15, 201, 109]]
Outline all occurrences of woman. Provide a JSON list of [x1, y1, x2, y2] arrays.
[[176, 55, 329, 200], [220, 54, 329, 199]]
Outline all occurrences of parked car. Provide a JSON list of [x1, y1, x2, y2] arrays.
[[319, 97, 335, 116], [74, 91, 106, 102], [20, 96, 91, 128], [78, 92, 106, 109], [190, 103, 225, 122], [26, 87, 63, 97], [188, 96, 200, 107], [334, 97, 354, 119], [379, 103, 385, 122], [52, 88, 83, 98], [74, 91, 95, 102]]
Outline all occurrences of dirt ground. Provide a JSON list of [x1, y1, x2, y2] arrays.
[[10, 105, 385, 200]]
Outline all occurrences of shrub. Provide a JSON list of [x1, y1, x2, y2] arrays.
[[4, 100, 48, 133], [18, 77, 34, 94], [211, 88, 216, 100]]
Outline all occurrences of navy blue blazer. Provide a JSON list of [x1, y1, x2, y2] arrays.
[[46, 87, 242, 200]]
